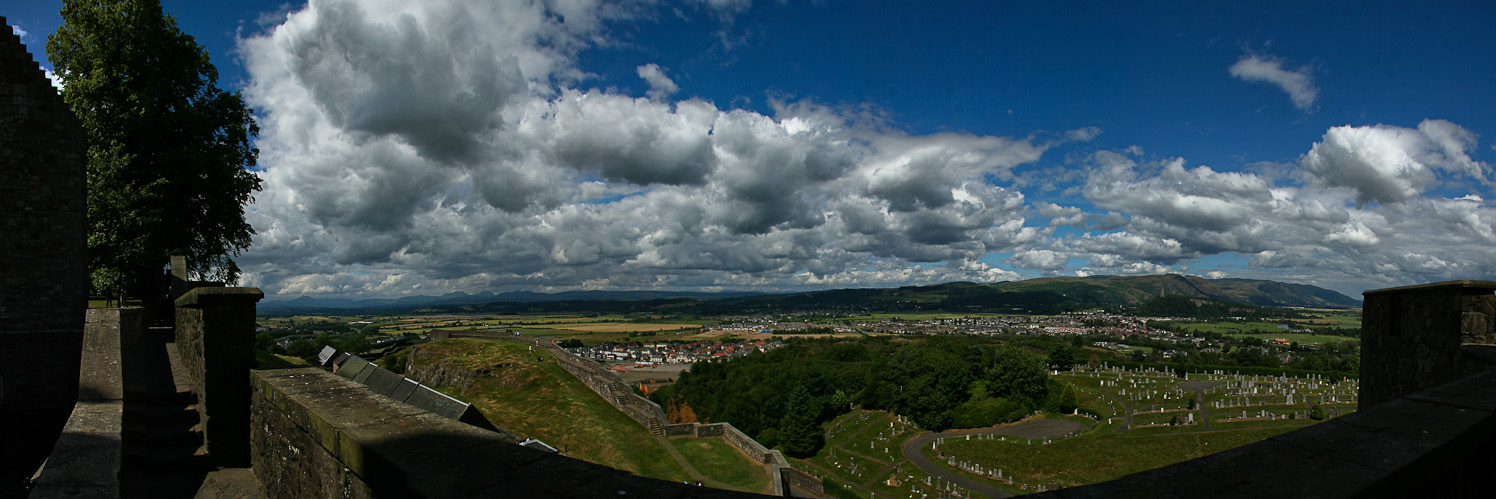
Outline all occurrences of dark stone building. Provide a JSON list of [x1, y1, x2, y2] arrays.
[[0, 17, 89, 493]]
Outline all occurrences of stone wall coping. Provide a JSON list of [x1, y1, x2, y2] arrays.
[[29, 400, 123, 498], [1363, 280, 1496, 296], [174, 287, 265, 307]]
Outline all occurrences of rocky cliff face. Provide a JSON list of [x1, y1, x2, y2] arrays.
[[405, 345, 492, 390]]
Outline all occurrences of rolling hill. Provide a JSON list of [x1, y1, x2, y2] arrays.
[[259, 274, 1359, 314]]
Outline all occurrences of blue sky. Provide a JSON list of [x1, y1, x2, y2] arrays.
[[9, 0, 1496, 298]]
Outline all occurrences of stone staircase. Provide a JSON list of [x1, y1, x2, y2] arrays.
[[119, 327, 214, 497], [648, 417, 666, 436], [116, 327, 265, 498]]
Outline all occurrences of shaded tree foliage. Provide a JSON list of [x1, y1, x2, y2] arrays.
[[48, 0, 260, 298], [652, 336, 1053, 451]]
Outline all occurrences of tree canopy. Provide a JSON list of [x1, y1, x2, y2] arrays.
[[48, 0, 260, 297], [652, 335, 1057, 454]]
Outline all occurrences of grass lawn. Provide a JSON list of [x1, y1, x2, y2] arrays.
[[667, 436, 771, 493], [412, 338, 691, 482]]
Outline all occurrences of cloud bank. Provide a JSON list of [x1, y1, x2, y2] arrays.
[[234, 0, 1494, 298]]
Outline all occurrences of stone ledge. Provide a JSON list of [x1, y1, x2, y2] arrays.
[[30, 400, 123, 498], [1363, 280, 1496, 296], [174, 287, 265, 308]]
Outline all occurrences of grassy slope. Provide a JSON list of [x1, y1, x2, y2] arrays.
[[667, 436, 772, 493], [412, 338, 690, 482]]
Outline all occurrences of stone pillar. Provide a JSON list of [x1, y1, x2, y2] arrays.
[[168, 255, 191, 300], [175, 287, 263, 467], [1360, 280, 1496, 408]]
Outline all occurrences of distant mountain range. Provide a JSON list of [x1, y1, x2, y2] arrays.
[[257, 289, 770, 312], [258, 274, 1359, 314]]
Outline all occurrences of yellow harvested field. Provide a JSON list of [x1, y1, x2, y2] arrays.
[[537, 322, 701, 333]]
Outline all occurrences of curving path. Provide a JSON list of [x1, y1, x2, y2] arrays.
[[1091, 387, 1135, 433], [1177, 380, 1226, 431], [901, 419, 1087, 498]]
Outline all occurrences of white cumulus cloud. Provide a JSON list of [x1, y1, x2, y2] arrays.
[[1229, 54, 1318, 111], [1301, 120, 1489, 205], [234, 0, 1057, 298], [636, 63, 679, 99]]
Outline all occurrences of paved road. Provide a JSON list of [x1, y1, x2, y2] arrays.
[[1176, 381, 1225, 430], [900, 419, 1086, 498]]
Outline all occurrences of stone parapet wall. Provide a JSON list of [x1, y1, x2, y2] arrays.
[[0, 16, 89, 492], [547, 343, 671, 428], [29, 309, 143, 498], [779, 467, 824, 498], [78, 308, 145, 401], [1360, 280, 1496, 407], [175, 287, 264, 467], [251, 368, 764, 498]]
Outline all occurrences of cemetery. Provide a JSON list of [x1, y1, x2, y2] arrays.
[[919, 365, 1360, 493]]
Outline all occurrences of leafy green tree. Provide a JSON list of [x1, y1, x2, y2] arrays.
[[48, 0, 261, 299], [1047, 344, 1077, 369], [985, 345, 1048, 406], [255, 332, 275, 351], [1056, 382, 1079, 414], [286, 339, 318, 360], [777, 384, 823, 457]]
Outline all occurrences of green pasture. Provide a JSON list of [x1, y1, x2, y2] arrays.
[[666, 436, 772, 493]]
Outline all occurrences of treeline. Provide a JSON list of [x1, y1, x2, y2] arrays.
[[650, 336, 1073, 457]]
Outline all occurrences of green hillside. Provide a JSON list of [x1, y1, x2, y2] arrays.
[[743, 274, 1360, 314], [407, 339, 690, 481], [404, 338, 771, 492]]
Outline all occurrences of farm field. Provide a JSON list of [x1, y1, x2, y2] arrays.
[[1171, 321, 1358, 345], [1221, 332, 1357, 345]]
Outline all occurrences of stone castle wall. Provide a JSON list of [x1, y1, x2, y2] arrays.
[[429, 331, 818, 496], [0, 17, 89, 492], [1360, 280, 1496, 407]]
